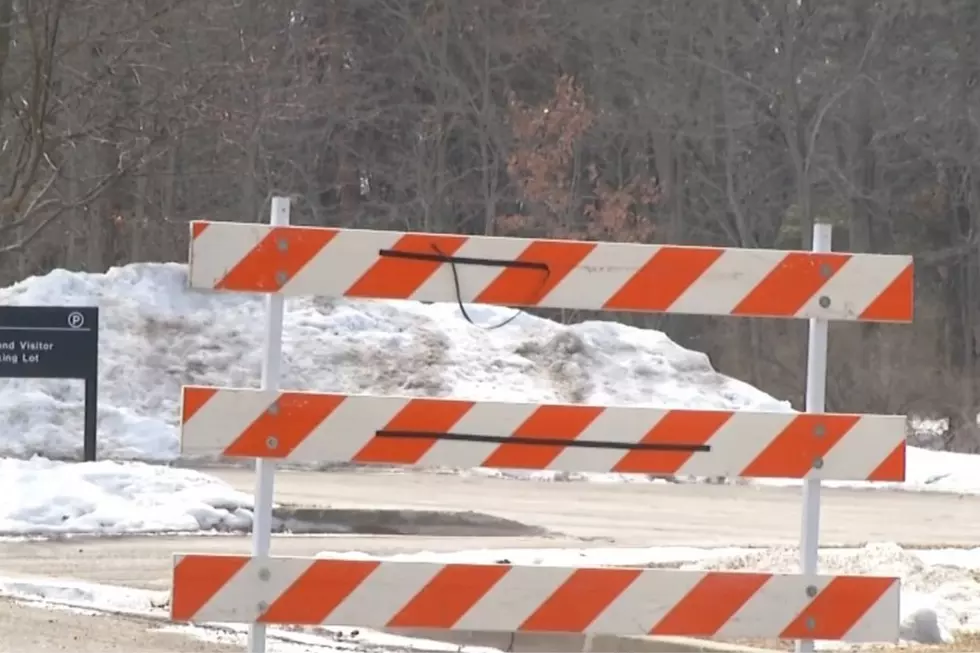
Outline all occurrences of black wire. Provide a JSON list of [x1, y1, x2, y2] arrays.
[[377, 244, 552, 331], [376, 430, 710, 452], [377, 249, 549, 271]]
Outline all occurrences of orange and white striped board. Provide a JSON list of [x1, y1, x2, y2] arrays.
[[180, 386, 906, 481], [188, 221, 914, 322], [170, 555, 900, 642]]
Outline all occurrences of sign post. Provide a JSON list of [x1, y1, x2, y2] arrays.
[[796, 222, 832, 653], [0, 306, 99, 462], [247, 197, 288, 653]]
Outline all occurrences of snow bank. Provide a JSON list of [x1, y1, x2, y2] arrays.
[[0, 457, 253, 534], [0, 262, 787, 462]]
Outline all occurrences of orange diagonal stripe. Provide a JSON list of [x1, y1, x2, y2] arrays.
[[387, 564, 510, 628], [612, 410, 733, 475], [781, 576, 896, 640], [346, 233, 468, 299], [223, 392, 346, 458], [741, 414, 859, 479], [732, 252, 848, 317], [181, 386, 218, 423], [171, 555, 248, 621], [475, 240, 595, 306], [603, 246, 723, 312], [859, 264, 913, 322], [650, 572, 770, 636], [191, 221, 210, 239], [258, 560, 380, 625], [216, 226, 338, 292], [868, 443, 906, 482], [481, 405, 605, 469], [353, 398, 474, 464], [521, 567, 642, 632]]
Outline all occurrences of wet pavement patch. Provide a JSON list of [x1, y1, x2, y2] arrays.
[[268, 506, 552, 537]]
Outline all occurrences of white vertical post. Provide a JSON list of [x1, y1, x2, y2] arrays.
[[796, 222, 832, 653], [247, 196, 289, 653]]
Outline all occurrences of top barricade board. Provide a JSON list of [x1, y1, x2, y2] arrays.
[[188, 221, 914, 322]]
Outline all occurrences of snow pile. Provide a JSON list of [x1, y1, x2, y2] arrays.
[[901, 447, 980, 493], [0, 262, 787, 462], [0, 457, 253, 534], [0, 574, 167, 614]]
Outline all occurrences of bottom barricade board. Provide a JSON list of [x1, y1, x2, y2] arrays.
[[171, 554, 899, 643]]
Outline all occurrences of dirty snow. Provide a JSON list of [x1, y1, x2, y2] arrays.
[[0, 457, 253, 534]]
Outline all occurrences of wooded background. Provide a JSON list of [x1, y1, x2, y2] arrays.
[[1, 0, 977, 449]]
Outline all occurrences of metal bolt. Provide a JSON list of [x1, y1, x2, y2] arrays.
[[266, 401, 279, 416], [276, 238, 289, 252], [819, 263, 833, 278], [806, 585, 818, 598], [266, 436, 279, 450], [818, 296, 831, 308], [806, 617, 816, 631], [813, 423, 825, 437], [258, 568, 270, 581], [257, 601, 269, 612], [275, 270, 288, 285], [812, 457, 824, 469]]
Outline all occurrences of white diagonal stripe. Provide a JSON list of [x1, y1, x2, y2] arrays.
[[795, 254, 912, 321], [324, 561, 443, 626], [285, 229, 402, 298], [181, 388, 273, 457], [415, 401, 537, 468], [841, 580, 900, 642], [670, 249, 788, 316], [676, 411, 796, 479], [542, 243, 661, 311], [813, 415, 906, 481], [187, 556, 309, 623], [716, 575, 832, 638], [288, 394, 411, 462], [188, 223, 268, 290], [589, 569, 704, 634], [548, 407, 669, 473], [455, 566, 577, 630], [410, 235, 535, 303]]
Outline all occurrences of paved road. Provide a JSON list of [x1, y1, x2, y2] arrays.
[[0, 598, 240, 653], [215, 468, 980, 547], [4, 469, 977, 590], [2, 469, 977, 652]]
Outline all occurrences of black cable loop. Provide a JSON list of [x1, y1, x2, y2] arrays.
[[378, 243, 552, 330]]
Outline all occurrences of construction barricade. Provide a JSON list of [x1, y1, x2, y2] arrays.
[[172, 197, 913, 653]]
